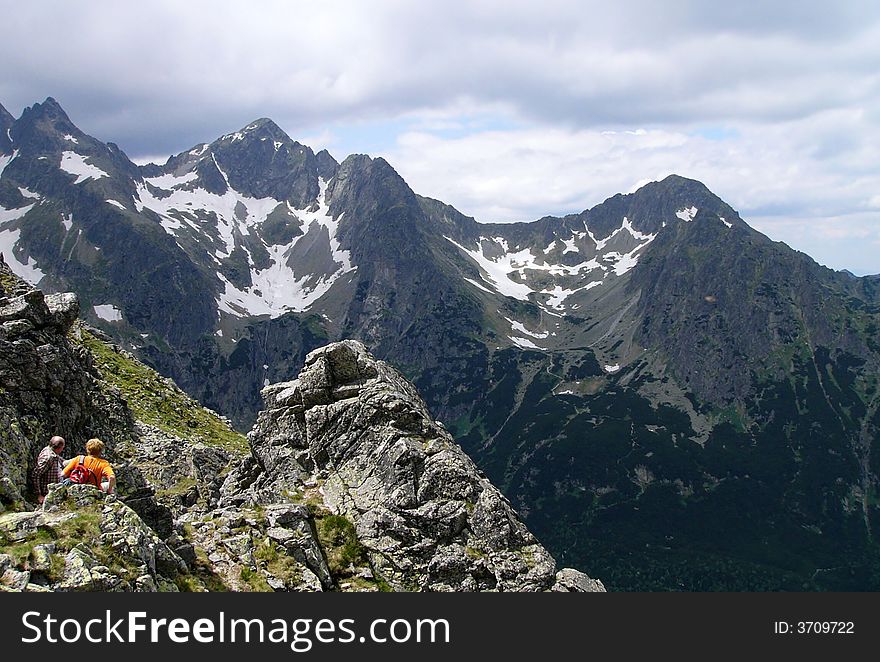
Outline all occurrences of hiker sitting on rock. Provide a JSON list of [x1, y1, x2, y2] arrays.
[[61, 438, 116, 494], [32, 435, 67, 504]]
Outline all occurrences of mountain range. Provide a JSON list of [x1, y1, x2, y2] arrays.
[[2, 97, 879, 590]]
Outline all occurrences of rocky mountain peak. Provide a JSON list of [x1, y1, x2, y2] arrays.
[[15, 97, 79, 143], [651, 173, 712, 193], [233, 340, 604, 591], [331, 153, 424, 238], [0, 96, 139, 192], [315, 148, 339, 181], [580, 173, 740, 239], [159, 119, 321, 204], [26, 97, 70, 121], [210, 117, 305, 158], [231, 117, 288, 141]]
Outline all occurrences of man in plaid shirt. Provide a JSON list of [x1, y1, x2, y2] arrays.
[[32, 436, 67, 504]]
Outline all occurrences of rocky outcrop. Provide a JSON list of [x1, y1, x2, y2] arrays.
[[0, 256, 135, 508], [0, 260, 197, 590], [233, 340, 604, 592], [0, 484, 185, 592]]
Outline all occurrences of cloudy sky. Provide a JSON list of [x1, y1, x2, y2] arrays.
[[2, 0, 879, 273]]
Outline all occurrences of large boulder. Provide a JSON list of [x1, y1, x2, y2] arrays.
[[243, 340, 604, 592]]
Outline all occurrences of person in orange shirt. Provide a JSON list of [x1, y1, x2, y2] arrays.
[[61, 438, 116, 494]]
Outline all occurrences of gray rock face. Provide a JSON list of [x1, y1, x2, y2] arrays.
[[0, 102, 13, 153], [243, 340, 604, 592], [44, 293, 80, 331], [0, 258, 137, 510], [124, 422, 232, 513], [0, 485, 185, 592], [552, 567, 606, 592], [0, 264, 200, 592]]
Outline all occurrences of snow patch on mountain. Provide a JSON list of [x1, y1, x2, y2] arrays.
[[214, 179, 355, 318], [60, 151, 110, 184], [592, 225, 623, 252], [504, 317, 549, 339], [509, 336, 543, 350], [621, 217, 654, 241], [449, 235, 606, 295], [676, 206, 698, 222], [590, 217, 651, 252], [543, 239, 560, 254], [212, 154, 232, 190], [137, 170, 282, 258], [561, 237, 579, 254], [448, 216, 655, 311], [592, 218, 657, 277], [543, 280, 603, 309], [0, 200, 36, 225], [544, 285, 569, 309], [463, 277, 494, 294], [445, 236, 534, 301], [0, 220, 44, 284], [217, 257, 343, 318], [603, 242, 656, 276], [94, 304, 123, 322], [141, 170, 198, 190], [137, 163, 355, 318]]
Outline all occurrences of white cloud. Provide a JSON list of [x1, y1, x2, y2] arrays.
[[3, 1, 879, 145]]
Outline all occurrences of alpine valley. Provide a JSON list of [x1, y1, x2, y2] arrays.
[[2, 98, 879, 590]]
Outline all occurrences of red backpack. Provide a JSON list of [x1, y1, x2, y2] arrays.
[[68, 456, 99, 487]]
